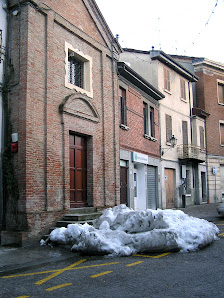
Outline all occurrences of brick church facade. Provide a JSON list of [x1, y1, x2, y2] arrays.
[[1, 0, 121, 244]]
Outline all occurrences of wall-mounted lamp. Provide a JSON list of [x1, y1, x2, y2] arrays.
[[161, 135, 177, 155]]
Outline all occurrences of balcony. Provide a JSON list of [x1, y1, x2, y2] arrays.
[[177, 145, 206, 163]]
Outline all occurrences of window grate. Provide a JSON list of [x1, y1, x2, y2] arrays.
[[68, 56, 84, 88]]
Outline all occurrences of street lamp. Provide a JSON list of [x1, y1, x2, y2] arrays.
[[161, 135, 177, 155]]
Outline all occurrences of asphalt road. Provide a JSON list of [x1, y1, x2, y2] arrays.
[[1, 219, 224, 298]]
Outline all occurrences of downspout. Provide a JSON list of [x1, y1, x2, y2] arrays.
[[110, 40, 118, 206], [100, 53, 106, 207], [44, 14, 48, 211], [60, 111, 65, 209], [205, 117, 209, 203]]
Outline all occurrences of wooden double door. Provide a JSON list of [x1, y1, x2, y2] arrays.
[[69, 134, 87, 208]]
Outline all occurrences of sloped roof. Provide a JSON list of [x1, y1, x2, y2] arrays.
[[117, 62, 165, 101], [123, 48, 198, 82]]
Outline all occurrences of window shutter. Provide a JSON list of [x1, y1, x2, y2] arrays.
[[150, 106, 155, 137], [182, 121, 188, 145], [119, 87, 126, 125], [164, 68, 171, 91], [180, 79, 186, 100], [199, 126, 205, 149], [143, 102, 148, 134], [218, 84, 224, 104], [166, 114, 172, 142], [220, 123, 224, 145]]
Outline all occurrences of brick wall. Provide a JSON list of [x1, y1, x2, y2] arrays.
[[195, 69, 224, 157], [4, 0, 120, 243], [119, 85, 160, 158]]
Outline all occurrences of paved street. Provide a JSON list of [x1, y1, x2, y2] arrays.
[[1, 217, 224, 298]]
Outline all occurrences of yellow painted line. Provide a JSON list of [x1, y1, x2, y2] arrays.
[[2, 269, 59, 279], [45, 283, 72, 292], [133, 252, 171, 258], [91, 271, 113, 278], [215, 224, 224, 226], [2, 261, 119, 279], [35, 259, 86, 285], [126, 261, 144, 267], [70, 262, 119, 270], [218, 232, 224, 236], [16, 296, 30, 298]]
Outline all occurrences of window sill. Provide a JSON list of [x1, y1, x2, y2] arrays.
[[120, 124, 130, 131], [180, 97, 187, 103], [164, 89, 172, 95], [218, 102, 224, 106], [144, 134, 157, 142]]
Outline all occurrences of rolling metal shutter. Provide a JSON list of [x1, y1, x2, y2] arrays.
[[147, 166, 157, 210]]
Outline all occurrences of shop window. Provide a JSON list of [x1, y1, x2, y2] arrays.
[[65, 42, 93, 98]]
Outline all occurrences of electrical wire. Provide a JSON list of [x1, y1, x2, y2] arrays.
[[183, 0, 219, 54]]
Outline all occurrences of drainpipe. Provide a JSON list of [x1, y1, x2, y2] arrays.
[[110, 40, 118, 206]]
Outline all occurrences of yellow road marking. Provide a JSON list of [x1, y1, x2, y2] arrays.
[[45, 283, 72, 292], [16, 296, 30, 298], [133, 252, 171, 258], [215, 223, 224, 225], [2, 261, 119, 280], [91, 271, 113, 278], [2, 270, 59, 279], [218, 232, 224, 236], [35, 259, 86, 285], [126, 261, 143, 267]]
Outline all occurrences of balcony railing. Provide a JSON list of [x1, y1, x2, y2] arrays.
[[177, 145, 206, 162]]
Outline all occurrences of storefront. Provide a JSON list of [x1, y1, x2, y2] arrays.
[[120, 150, 160, 210]]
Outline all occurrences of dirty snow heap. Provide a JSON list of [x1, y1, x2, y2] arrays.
[[47, 205, 219, 256]]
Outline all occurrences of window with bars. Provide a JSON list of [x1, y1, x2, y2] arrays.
[[180, 78, 186, 100], [65, 42, 93, 98], [119, 87, 126, 125], [218, 83, 224, 105], [165, 114, 172, 143], [164, 67, 171, 92], [68, 56, 84, 88]]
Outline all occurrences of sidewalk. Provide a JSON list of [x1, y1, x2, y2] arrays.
[[0, 203, 222, 276]]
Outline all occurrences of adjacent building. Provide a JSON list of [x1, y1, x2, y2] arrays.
[[193, 58, 224, 203], [117, 61, 164, 210], [120, 49, 208, 208]]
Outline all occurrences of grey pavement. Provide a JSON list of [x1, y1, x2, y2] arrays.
[[0, 203, 223, 277]]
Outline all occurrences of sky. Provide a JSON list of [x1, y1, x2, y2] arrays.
[[95, 0, 224, 64]]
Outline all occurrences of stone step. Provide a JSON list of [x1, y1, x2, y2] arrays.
[[63, 212, 101, 221], [69, 207, 97, 214], [56, 219, 95, 227]]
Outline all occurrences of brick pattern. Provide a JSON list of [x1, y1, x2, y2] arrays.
[[195, 69, 224, 157], [119, 85, 160, 158], [4, 1, 120, 243]]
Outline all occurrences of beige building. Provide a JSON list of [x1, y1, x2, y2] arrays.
[[120, 49, 208, 208]]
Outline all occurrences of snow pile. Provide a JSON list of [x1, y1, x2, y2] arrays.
[[48, 205, 219, 256]]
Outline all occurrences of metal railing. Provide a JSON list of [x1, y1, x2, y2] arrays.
[[177, 144, 206, 162]]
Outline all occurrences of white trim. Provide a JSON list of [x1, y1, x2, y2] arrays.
[[65, 41, 93, 98]]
